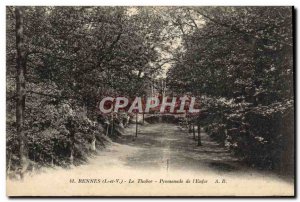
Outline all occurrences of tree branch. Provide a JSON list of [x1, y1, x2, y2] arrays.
[[197, 10, 292, 47]]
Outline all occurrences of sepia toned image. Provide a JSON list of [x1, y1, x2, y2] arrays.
[[6, 6, 294, 196]]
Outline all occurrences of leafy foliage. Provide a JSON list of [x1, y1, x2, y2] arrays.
[[167, 7, 294, 170], [6, 6, 165, 172]]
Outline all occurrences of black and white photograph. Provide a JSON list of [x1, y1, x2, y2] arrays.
[[5, 5, 295, 197]]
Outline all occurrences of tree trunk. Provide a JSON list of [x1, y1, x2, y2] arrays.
[[90, 137, 96, 151], [70, 129, 75, 165], [135, 113, 138, 137], [15, 7, 28, 179], [192, 124, 196, 140], [142, 112, 145, 124], [188, 117, 192, 133], [110, 114, 114, 136], [197, 124, 202, 146], [7, 152, 12, 174], [105, 123, 109, 136], [65, 118, 75, 165]]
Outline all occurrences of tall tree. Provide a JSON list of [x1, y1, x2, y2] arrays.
[[15, 7, 28, 178]]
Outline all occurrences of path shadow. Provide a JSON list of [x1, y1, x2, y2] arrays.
[[209, 162, 239, 172]]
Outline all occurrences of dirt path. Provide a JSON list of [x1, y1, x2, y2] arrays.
[[117, 123, 240, 173], [7, 123, 294, 196]]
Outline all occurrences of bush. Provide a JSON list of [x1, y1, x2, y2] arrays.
[[7, 102, 107, 172], [202, 96, 293, 171]]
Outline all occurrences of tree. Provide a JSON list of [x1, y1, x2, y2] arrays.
[[167, 7, 293, 170], [15, 7, 28, 179], [6, 6, 166, 174]]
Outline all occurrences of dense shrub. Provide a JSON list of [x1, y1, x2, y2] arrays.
[[201, 97, 293, 170], [7, 101, 107, 171]]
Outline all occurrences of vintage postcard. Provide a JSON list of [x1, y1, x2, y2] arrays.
[[6, 6, 294, 196]]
